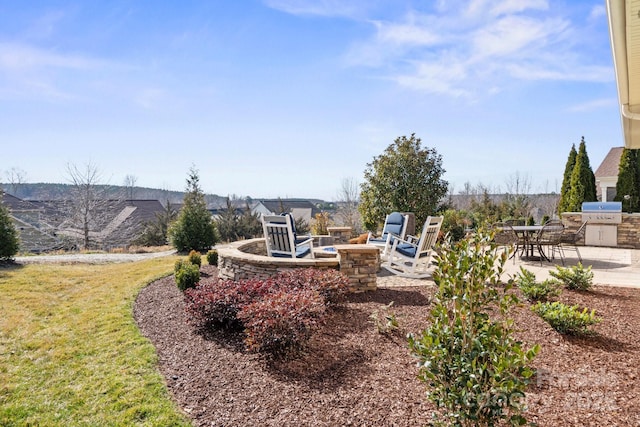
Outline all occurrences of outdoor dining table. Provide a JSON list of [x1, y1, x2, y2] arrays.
[[511, 225, 545, 260]]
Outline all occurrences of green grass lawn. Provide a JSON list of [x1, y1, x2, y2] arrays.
[[0, 256, 192, 426]]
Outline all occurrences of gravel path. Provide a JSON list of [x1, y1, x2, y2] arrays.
[[14, 250, 176, 264]]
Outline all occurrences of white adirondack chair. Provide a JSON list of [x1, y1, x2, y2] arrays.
[[261, 214, 314, 258], [382, 215, 443, 278]]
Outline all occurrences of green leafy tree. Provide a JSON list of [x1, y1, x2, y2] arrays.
[[614, 149, 640, 212], [558, 144, 577, 214], [566, 137, 596, 212], [169, 167, 217, 252], [0, 194, 20, 261], [215, 197, 262, 242], [359, 133, 448, 231]]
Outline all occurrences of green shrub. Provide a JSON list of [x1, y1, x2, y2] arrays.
[[408, 231, 538, 426], [174, 259, 188, 273], [549, 263, 593, 291], [206, 249, 218, 266], [516, 267, 561, 302], [439, 209, 469, 242], [531, 301, 601, 335], [0, 199, 20, 262], [188, 250, 202, 266], [369, 301, 400, 335], [175, 262, 200, 291]]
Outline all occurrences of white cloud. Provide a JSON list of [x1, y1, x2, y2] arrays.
[[589, 5, 607, 21], [263, 0, 364, 18], [0, 42, 105, 70], [342, 1, 611, 97]]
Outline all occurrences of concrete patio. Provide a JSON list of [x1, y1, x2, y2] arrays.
[[377, 245, 640, 289]]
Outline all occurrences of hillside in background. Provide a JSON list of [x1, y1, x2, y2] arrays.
[[0, 183, 329, 208], [0, 183, 228, 207]]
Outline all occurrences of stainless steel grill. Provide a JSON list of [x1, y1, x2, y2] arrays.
[[581, 202, 622, 224]]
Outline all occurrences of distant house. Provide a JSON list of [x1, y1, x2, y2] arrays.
[[2, 193, 62, 252], [1, 193, 168, 251], [251, 199, 321, 224], [594, 147, 624, 202]]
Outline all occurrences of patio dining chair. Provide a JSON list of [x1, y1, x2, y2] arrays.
[[492, 222, 519, 264], [382, 215, 443, 278], [535, 219, 565, 265], [261, 214, 314, 259], [559, 221, 588, 263], [366, 211, 409, 259]]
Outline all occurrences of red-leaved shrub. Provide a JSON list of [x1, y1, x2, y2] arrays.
[[272, 268, 350, 305], [183, 268, 350, 356], [238, 288, 326, 355], [184, 277, 274, 329]]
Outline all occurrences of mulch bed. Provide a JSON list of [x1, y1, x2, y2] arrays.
[[134, 266, 640, 426]]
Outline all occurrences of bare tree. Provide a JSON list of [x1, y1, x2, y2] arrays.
[[123, 174, 138, 203], [335, 177, 362, 236], [63, 162, 112, 250], [503, 172, 532, 220], [5, 167, 28, 198]]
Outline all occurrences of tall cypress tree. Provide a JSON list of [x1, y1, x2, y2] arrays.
[[558, 144, 577, 214], [614, 149, 640, 212], [566, 137, 597, 211]]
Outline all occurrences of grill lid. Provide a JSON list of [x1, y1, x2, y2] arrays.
[[581, 202, 622, 213]]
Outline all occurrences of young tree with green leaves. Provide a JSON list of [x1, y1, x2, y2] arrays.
[[359, 133, 448, 231], [0, 194, 20, 261], [168, 167, 217, 252], [614, 148, 640, 212], [566, 137, 597, 212], [558, 144, 577, 214]]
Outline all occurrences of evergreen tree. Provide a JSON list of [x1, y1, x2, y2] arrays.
[[566, 137, 597, 211], [558, 144, 577, 214], [614, 149, 640, 212], [0, 194, 20, 261], [359, 133, 448, 231], [168, 167, 217, 252]]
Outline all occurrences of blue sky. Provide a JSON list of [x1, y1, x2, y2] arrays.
[[0, 0, 621, 200]]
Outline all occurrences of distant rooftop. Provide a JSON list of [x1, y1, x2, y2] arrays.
[[595, 147, 624, 178]]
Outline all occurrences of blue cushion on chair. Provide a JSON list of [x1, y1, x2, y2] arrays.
[[385, 212, 404, 235], [395, 243, 417, 258], [272, 246, 311, 258]]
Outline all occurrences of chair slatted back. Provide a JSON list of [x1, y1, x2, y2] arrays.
[[262, 215, 296, 257], [417, 216, 444, 257]]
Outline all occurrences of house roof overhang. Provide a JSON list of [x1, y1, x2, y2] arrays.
[[607, 0, 640, 148]]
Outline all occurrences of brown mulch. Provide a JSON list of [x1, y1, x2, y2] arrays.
[[134, 266, 640, 426]]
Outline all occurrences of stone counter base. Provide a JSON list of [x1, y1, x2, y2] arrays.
[[217, 238, 379, 292]]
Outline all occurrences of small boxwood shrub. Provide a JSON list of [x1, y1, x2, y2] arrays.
[[188, 250, 202, 267], [531, 301, 601, 335], [206, 249, 218, 266], [549, 263, 593, 291], [239, 288, 326, 355], [175, 262, 200, 291], [516, 267, 561, 302]]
